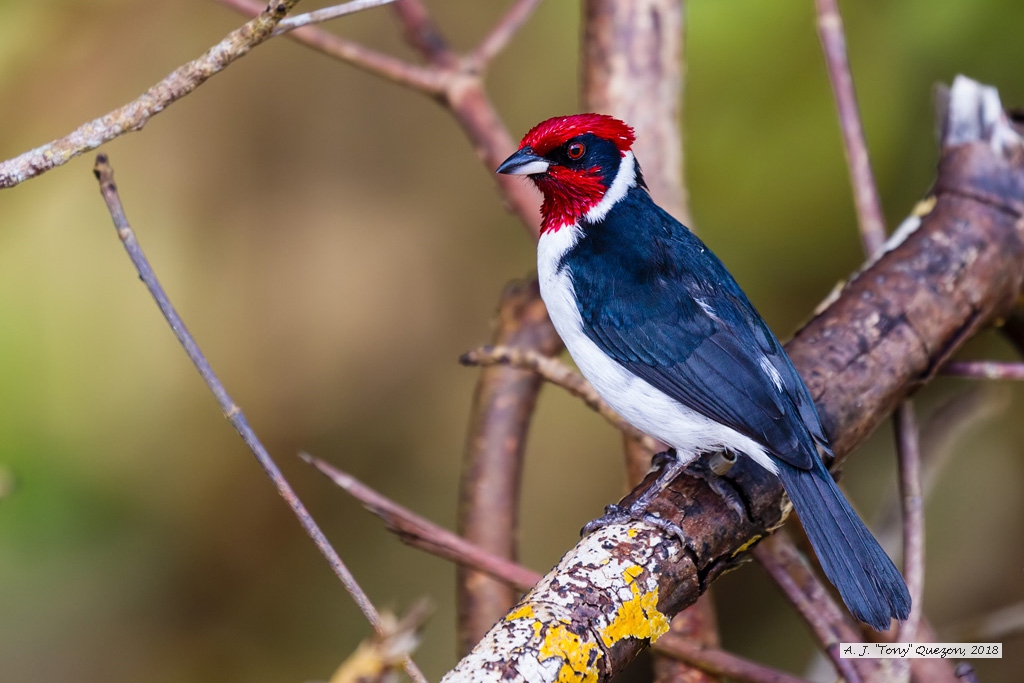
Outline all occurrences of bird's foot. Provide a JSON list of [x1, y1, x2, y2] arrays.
[[580, 448, 688, 544], [581, 503, 687, 544]]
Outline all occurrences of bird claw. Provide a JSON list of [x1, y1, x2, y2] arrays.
[[581, 503, 688, 545]]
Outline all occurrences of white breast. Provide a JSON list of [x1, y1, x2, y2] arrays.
[[536, 223, 777, 474]]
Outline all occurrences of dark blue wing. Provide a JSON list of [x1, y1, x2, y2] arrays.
[[565, 189, 827, 469]]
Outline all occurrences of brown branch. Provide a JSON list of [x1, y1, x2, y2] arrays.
[[456, 279, 563, 653], [653, 635, 817, 683], [467, 0, 546, 73], [301, 452, 541, 591], [214, 0, 446, 93], [753, 531, 865, 683], [91, 155, 427, 683], [389, 0, 458, 67], [814, 0, 887, 254], [894, 403, 925, 645], [460, 344, 659, 450], [942, 360, 1024, 380], [0, 0, 303, 190]]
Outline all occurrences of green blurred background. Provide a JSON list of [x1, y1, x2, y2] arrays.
[[1, 1, 1022, 681]]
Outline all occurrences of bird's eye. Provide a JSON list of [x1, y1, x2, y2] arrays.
[[567, 142, 586, 160]]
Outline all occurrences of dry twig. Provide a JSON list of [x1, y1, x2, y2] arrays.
[[895, 403, 925, 645], [300, 452, 541, 591], [814, 0, 887, 254], [91, 155, 427, 683], [460, 344, 659, 451]]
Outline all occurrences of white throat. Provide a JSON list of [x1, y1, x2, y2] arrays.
[[584, 151, 637, 224]]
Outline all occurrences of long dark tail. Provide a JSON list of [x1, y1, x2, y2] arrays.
[[775, 459, 911, 631]]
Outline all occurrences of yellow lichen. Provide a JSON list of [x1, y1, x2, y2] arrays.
[[599, 566, 671, 647], [537, 622, 601, 683], [732, 534, 762, 556], [506, 603, 535, 621]]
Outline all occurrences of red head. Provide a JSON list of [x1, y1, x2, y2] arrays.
[[497, 114, 642, 233]]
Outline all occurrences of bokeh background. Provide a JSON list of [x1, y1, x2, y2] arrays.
[[1, 1, 1022, 681]]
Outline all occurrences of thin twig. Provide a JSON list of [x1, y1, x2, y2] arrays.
[[460, 344, 660, 450], [389, 0, 458, 67], [273, 0, 397, 34], [0, 0, 302, 190], [300, 452, 542, 591], [215, 0, 446, 93], [653, 635, 816, 683], [753, 531, 865, 683], [91, 155, 427, 683], [467, 0, 545, 72], [942, 360, 1024, 380], [814, 0, 887, 254], [894, 402, 924, 645]]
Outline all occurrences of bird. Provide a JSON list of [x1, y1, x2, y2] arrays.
[[496, 113, 911, 631]]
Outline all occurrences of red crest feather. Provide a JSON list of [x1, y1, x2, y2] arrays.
[[519, 114, 635, 156]]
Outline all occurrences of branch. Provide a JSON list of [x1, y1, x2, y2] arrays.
[[942, 360, 1024, 380], [895, 403, 925, 645], [0, 0, 303, 189], [455, 279, 563, 653], [814, 0, 887, 254], [91, 155, 427, 683], [301, 452, 541, 592], [653, 635, 817, 683], [441, 78, 1024, 682], [273, 0, 398, 34], [214, 0, 446, 93], [460, 344, 659, 451], [467, 0, 546, 72]]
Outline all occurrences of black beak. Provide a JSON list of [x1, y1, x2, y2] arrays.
[[496, 147, 551, 176]]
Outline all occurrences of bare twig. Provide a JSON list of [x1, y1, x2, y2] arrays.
[[300, 452, 542, 591], [894, 402, 925, 644], [653, 635, 816, 683], [460, 344, 659, 450], [814, 0, 887, 254], [467, 0, 546, 72], [753, 531, 865, 683], [273, 0, 398, 34], [214, 0, 445, 93], [389, 0, 458, 67], [91, 155, 427, 683], [0, 0, 302, 189], [942, 360, 1024, 380]]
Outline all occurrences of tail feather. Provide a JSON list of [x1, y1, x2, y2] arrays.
[[775, 459, 911, 631]]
